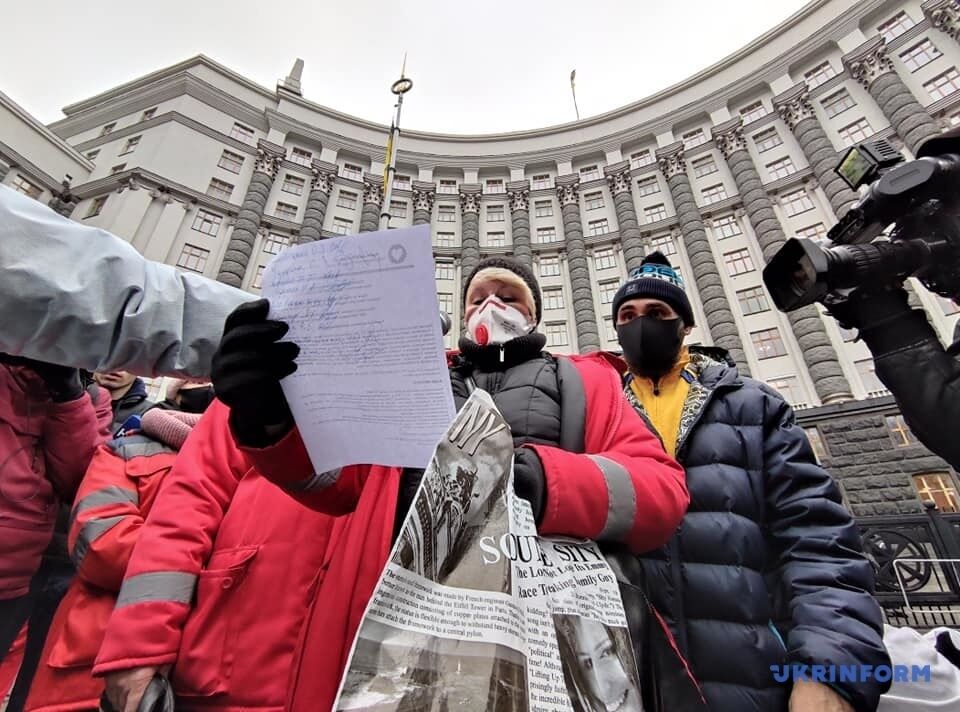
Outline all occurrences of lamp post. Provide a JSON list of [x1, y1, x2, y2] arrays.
[[380, 63, 413, 230]]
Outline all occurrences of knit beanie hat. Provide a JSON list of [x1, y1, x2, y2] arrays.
[[611, 252, 695, 326], [462, 256, 543, 325]]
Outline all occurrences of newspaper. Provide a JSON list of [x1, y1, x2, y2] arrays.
[[334, 389, 644, 712]]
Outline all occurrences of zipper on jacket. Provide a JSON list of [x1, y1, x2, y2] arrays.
[[500, 344, 505, 363]]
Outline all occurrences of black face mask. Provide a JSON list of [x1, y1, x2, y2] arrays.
[[177, 386, 215, 414], [617, 317, 684, 378]]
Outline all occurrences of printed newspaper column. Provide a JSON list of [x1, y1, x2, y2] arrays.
[[334, 389, 643, 712]]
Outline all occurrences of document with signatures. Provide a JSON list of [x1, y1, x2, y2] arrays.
[[261, 224, 456, 473]]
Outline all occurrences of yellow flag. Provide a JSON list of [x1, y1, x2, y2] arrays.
[[383, 128, 394, 188]]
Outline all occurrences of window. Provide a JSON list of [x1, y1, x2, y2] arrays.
[[782, 189, 815, 216], [855, 358, 887, 394], [86, 149, 100, 160], [207, 178, 234, 200], [681, 129, 707, 149], [753, 127, 782, 153], [393, 175, 411, 191], [487, 231, 505, 247], [141, 107, 157, 121], [701, 183, 728, 204], [435, 261, 454, 281], [341, 163, 363, 181], [878, 11, 914, 43], [332, 217, 353, 235], [886, 414, 919, 447], [714, 214, 741, 238], [737, 286, 769, 315], [545, 323, 569, 347], [119, 136, 141, 155], [925, 68, 960, 100], [938, 295, 960, 315], [539, 255, 561, 277], [390, 200, 407, 218], [435, 231, 455, 247], [487, 204, 505, 222], [769, 376, 803, 406], [290, 148, 312, 166], [218, 149, 244, 173], [438, 179, 458, 194], [901, 39, 942, 72], [282, 174, 305, 196], [230, 123, 255, 143], [262, 233, 289, 255], [438, 205, 456, 222], [740, 100, 767, 123], [598, 280, 620, 305], [594, 247, 616, 271], [11, 175, 42, 199], [437, 292, 454, 316], [536, 226, 558, 243], [274, 202, 297, 220], [100, 122, 116, 136], [584, 191, 605, 210], [821, 89, 855, 119], [630, 150, 654, 169], [751, 328, 787, 359], [485, 178, 505, 194], [192, 209, 222, 235], [337, 191, 358, 210], [588, 218, 610, 236], [543, 288, 565, 310], [804, 427, 830, 461], [804, 61, 837, 90], [797, 223, 827, 242], [691, 155, 718, 177], [766, 157, 796, 180], [603, 316, 617, 342], [912, 472, 959, 512], [651, 235, 678, 256], [252, 265, 266, 290], [579, 165, 601, 181], [724, 248, 755, 275], [534, 200, 553, 217], [532, 174, 552, 190], [636, 176, 660, 196], [644, 204, 668, 223], [839, 118, 873, 146], [176, 244, 209, 273]]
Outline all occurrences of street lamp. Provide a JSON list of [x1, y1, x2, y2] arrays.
[[380, 64, 414, 230]]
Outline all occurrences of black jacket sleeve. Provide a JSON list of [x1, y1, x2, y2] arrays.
[[762, 390, 890, 712]]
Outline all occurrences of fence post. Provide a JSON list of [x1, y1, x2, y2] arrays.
[[924, 501, 960, 596]]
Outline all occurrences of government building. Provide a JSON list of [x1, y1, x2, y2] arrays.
[[3, 0, 960, 521]]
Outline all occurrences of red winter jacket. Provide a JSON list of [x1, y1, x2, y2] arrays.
[[0, 364, 111, 600]]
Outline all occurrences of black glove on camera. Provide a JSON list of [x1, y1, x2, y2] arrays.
[[211, 299, 300, 447], [513, 446, 546, 523], [0, 354, 83, 403], [827, 286, 935, 357]]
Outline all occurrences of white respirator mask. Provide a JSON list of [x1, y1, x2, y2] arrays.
[[466, 296, 534, 346]]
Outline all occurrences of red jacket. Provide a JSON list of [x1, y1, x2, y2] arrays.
[[0, 364, 111, 600]]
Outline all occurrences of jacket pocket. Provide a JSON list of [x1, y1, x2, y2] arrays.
[[174, 545, 259, 696]]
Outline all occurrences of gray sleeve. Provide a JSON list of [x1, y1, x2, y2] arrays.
[[0, 185, 252, 378]]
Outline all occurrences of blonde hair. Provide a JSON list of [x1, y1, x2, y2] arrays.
[[467, 267, 536, 320]]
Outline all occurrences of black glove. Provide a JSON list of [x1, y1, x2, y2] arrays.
[[827, 286, 934, 357], [211, 299, 300, 446], [22, 358, 83, 403], [513, 446, 546, 523]]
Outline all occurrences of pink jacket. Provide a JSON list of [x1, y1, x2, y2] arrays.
[[0, 364, 112, 599]]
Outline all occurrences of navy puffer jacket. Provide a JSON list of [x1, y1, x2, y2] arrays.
[[624, 349, 889, 712]]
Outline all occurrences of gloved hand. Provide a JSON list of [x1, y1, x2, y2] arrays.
[[22, 358, 83, 402], [513, 446, 546, 523], [211, 299, 299, 446], [827, 286, 934, 357]]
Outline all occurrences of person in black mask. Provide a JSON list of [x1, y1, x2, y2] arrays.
[[160, 379, 215, 414], [609, 252, 889, 712]]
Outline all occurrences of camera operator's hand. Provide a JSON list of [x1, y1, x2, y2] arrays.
[[211, 299, 299, 447], [827, 286, 933, 357], [3, 355, 84, 403]]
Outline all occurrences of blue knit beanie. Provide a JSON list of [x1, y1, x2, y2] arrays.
[[611, 252, 695, 326]]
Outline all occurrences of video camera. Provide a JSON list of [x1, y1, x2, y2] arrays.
[[763, 136, 960, 312]]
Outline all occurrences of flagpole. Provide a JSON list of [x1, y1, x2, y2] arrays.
[[570, 69, 580, 121], [380, 56, 413, 230]]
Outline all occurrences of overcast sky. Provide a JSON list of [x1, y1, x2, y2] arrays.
[[2, 0, 809, 134]]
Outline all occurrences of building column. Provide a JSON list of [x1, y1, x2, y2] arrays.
[[217, 139, 285, 287], [297, 160, 337, 244], [924, 0, 960, 44], [656, 143, 750, 373], [774, 84, 861, 217], [842, 36, 940, 154], [412, 181, 436, 226], [603, 161, 646, 273], [507, 180, 532, 269], [713, 118, 852, 403], [459, 184, 482, 278], [359, 175, 383, 233], [556, 175, 601, 352]]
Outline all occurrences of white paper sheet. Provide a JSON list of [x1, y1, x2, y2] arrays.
[[261, 224, 457, 473]]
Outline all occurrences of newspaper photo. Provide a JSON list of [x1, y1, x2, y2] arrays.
[[334, 389, 643, 712]]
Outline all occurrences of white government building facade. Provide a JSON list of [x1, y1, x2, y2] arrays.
[[3, 0, 960, 418]]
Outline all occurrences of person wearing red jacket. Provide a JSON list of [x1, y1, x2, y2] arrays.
[[101, 256, 688, 712]]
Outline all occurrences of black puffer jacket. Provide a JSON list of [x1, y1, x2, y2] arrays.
[[623, 348, 889, 712]]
